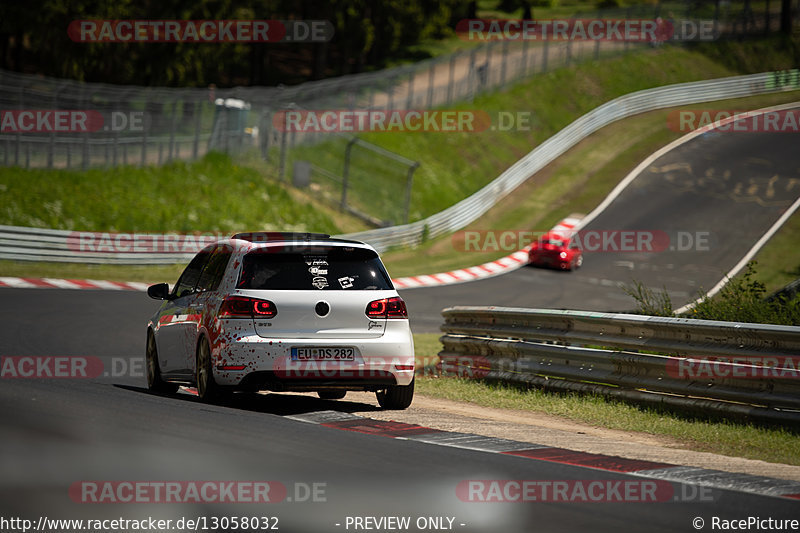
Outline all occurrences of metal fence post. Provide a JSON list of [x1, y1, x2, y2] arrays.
[[542, 40, 549, 73], [192, 101, 201, 160], [404, 162, 420, 224], [260, 107, 271, 162], [81, 85, 90, 169], [500, 40, 508, 86], [484, 42, 493, 90], [112, 97, 120, 167], [468, 48, 476, 101], [15, 85, 22, 167], [48, 85, 58, 168], [427, 61, 435, 108], [566, 38, 572, 66], [625, 7, 632, 53], [279, 109, 289, 182], [447, 54, 456, 104], [522, 37, 529, 77], [341, 137, 358, 210], [595, 13, 602, 60], [406, 71, 414, 108], [140, 98, 149, 167]]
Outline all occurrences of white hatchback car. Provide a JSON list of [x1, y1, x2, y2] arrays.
[[146, 232, 415, 409]]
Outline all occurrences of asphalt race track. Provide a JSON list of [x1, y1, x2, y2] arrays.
[[2, 288, 799, 532], [402, 126, 800, 331], [2, 120, 800, 532]]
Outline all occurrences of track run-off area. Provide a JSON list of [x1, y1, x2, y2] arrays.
[[2, 107, 800, 532]]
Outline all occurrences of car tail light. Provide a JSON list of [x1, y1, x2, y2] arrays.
[[365, 297, 408, 319], [219, 296, 277, 319]]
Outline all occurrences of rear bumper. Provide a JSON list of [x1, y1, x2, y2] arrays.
[[529, 254, 572, 269], [212, 327, 415, 389], [237, 370, 398, 392]]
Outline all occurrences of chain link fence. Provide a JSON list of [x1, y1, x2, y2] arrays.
[[0, 2, 796, 227]]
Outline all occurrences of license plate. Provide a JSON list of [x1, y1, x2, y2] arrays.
[[291, 347, 355, 361]]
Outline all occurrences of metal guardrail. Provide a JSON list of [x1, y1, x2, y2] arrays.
[[344, 70, 800, 251], [0, 225, 216, 264], [439, 307, 800, 426], [2, 71, 798, 263]]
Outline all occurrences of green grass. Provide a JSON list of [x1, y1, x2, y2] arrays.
[[381, 89, 800, 277], [0, 260, 186, 285], [355, 46, 738, 223], [748, 214, 800, 294], [280, 39, 800, 232], [4, 92, 799, 285], [0, 152, 340, 235], [412, 333, 800, 466], [3, 38, 800, 288], [273, 47, 739, 230], [4, 39, 796, 236]]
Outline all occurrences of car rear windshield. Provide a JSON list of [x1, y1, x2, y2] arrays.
[[237, 246, 394, 291]]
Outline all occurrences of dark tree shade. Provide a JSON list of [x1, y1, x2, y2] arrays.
[[0, 0, 460, 87]]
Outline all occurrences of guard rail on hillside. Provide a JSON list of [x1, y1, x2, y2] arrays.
[[2, 71, 799, 263], [344, 70, 800, 251], [439, 306, 800, 426], [0, 225, 212, 264]]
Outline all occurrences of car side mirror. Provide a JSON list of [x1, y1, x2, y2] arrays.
[[147, 283, 171, 300]]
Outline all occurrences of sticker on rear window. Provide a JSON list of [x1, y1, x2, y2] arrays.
[[312, 276, 329, 289], [307, 258, 328, 276], [338, 276, 355, 289]]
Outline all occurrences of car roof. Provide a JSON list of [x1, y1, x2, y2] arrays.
[[227, 232, 373, 251]]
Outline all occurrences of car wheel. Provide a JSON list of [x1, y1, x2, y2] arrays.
[[575, 256, 583, 269], [318, 390, 347, 400], [146, 331, 178, 394], [376, 378, 414, 410], [196, 338, 226, 402]]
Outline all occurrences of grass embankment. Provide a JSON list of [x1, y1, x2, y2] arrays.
[[412, 333, 800, 466], [0, 151, 338, 234], [3, 36, 799, 463], [381, 91, 800, 278], [290, 46, 739, 224], [4, 39, 800, 284]]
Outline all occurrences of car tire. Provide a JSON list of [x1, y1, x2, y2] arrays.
[[318, 390, 347, 400], [146, 331, 178, 394], [376, 378, 414, 410], [196, 338, 227, 402], [575, 256, 583, 269]]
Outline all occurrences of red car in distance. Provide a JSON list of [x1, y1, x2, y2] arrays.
[[528, 231, 583, 271]]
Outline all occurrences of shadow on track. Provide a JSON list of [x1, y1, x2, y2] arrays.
[[114, 384, 382, 416]]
